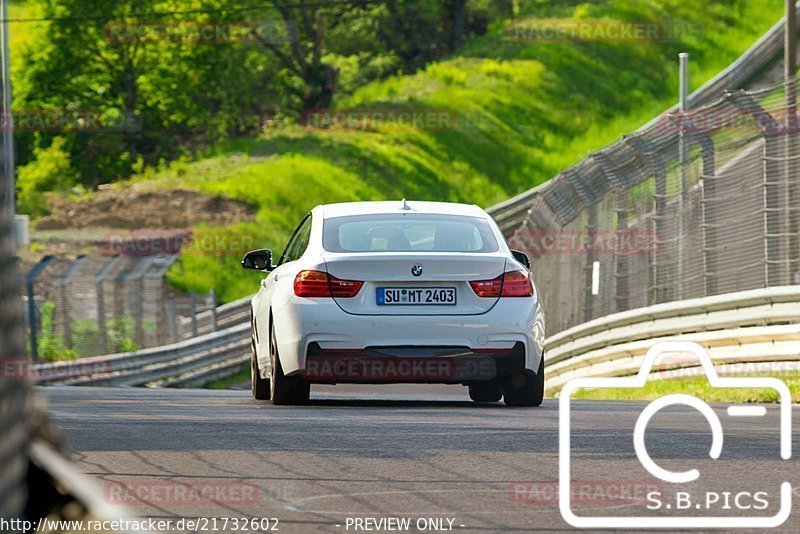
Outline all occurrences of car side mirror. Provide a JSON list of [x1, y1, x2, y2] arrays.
[[242, 249, 274, 271], [511, 249, 531, 270]]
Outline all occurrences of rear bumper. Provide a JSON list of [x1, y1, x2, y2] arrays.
[[271, 296, 545, 378], [302, 343, 526, 384]]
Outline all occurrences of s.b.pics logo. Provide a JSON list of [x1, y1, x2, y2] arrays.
[[559, 341, 792, 529]]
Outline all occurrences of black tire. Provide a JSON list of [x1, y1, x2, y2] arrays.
[[270, 326, 310, 405], [251, 320, 270, 400], [503, 357, 545, 407], [468, 381, 503, 402]]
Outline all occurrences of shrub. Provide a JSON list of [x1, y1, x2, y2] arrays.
[[16, 136, 77, 217], [35, 301, 77, 361]]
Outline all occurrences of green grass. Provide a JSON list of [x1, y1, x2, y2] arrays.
[[60, 0, 788, 301], [204, 362, 249, 390], [567, 374, 800, 403]]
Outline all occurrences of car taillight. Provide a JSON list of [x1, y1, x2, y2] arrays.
[[469, 275, 503, 298], [294, 270, 363, 298], [500, 270, 534, 297], [329, 276, 364, 298], [470, 270, 533, 298]]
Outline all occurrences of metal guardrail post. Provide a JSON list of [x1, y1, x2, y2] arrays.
[[26, 256, 54, 361]]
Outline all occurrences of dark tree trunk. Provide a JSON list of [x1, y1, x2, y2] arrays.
[[448, 0, 467, 51], [302, 63, 339, 110], [120, 56, 139, 167], [496, 0, 514, 18]]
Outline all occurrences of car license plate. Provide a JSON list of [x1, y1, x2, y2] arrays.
[[377, 287, 456, 306]]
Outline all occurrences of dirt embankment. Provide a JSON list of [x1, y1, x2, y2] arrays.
[[36, 187, 254, 230]]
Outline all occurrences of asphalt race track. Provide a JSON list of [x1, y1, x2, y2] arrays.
[[42, 386, 800, 533]]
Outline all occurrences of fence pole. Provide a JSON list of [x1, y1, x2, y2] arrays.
[[125, 256, 155, 348], [133, 270, 144, 348], [614, 189, 630, 311], [784, 2, 798, 283], [0, 61, 27, 518], [58, 255, 86, 349], [725, 91, 786, 286], [209, 288, 218, 332], [764, 130, 785, 286], [190, 292, 198, 337], [146, 254, 180, 348], [583, 206, 598, 323], [677, 52, 690, 300], [95, 255, 121, 354], [25, 256, 54, 361], [167, 294, 178, 343], [653, 166, 668, 304], [0, 0, 29, 510], [694, 133, 718, 296]]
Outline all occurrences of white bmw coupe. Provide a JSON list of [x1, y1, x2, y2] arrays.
[[242, 200, 545, 406]]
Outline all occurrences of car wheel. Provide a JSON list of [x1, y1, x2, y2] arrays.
[[251, 320, 270, 400], [270, 325, 310, 405], [468, 381, 502, 402], [503, 357, 544, 407]]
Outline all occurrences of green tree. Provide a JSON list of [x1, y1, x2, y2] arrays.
[[16, 136, 76, 217], [18, 0, 270, 186]]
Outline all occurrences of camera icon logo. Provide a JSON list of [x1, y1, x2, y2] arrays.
[[559, 341, 792, 529]]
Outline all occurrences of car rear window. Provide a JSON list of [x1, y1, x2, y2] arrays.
[[323, 214, 499, 253]]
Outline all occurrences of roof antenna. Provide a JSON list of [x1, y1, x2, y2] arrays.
[[400, 198, 411, 211]]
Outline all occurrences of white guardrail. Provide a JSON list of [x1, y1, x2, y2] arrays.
[[544, 286, 800, 393], [178, 295, 252, 339], [31, 322, 249, 387], [30, 286, 800, 389]]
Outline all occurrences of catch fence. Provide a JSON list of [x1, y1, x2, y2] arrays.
[[506, 77, 800, 334], [20, 254, 220, 361]]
